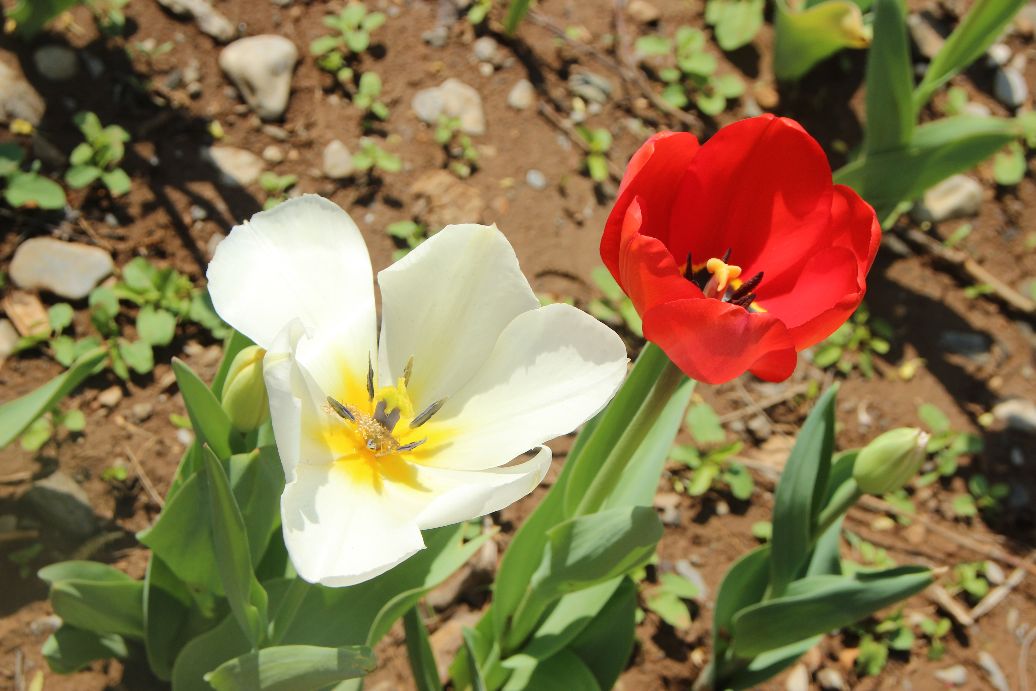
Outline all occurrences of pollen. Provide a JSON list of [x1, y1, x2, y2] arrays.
[[704, 258, 742, 299]]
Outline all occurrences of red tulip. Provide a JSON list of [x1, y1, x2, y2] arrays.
[[601, 115, 880, 384]]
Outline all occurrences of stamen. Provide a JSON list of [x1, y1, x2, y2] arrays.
[[729, 292, 757, 309], [403, 356, 414, 386], [683, 252, 695, 280], [729, 272, 763, 302], [410, 398, 446, 428], [326, 396, 354, 421], [721, 248, 732, 263], [704, 257, 742, 298], [397, 438, 427, 452], [366, 354, 375, 402]]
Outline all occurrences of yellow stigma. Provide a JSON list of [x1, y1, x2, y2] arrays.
[[704, 257, 742, 298]]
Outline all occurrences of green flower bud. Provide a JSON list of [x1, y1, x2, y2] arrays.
[[853, 427, 928, 495], [221, 345, 269, 432]]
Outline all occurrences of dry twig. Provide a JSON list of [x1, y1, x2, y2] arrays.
[[968, 553, 1034, 622], [124, 442, 165, 508], [927, 584, 976, 627]]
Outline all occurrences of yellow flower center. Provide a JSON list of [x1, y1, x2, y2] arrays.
[[703, 257, 742, 299]]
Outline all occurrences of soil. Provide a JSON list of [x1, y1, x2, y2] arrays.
[[1, 0, 1035, 690]]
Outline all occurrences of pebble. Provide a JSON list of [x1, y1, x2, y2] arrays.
[[674, 559, 707, 600], [97, 386, 123, 408], [156, 0, 235, 42], [261, 145, 284, 163], [0, 319, 18, 361], [907, 14, 944, 60], [219, 35, 299, 120], [992, 398, 1036, 434], [207, 145, 264, 186], [785, 664, 810, 691], [654, 493, 681, 526], [262, 124, 290, 141], [507, 79, 535, 110], [3, 291, 50, 338], [473, 36, 501, 65], [10, 238, 114, 300], [816, 668, 846, 691], [322, 140, 354, 179], [411, 78, 486, 135], [421, 26, 448, 48], [984, 560, 1006, 585], [23, 471, 100, 539], [568, 70, 613, 104], [978, 652, 1009, 691], [0, 61, 45, 126], [994, 66, 1028, 109], [176, 428, 194, 446], [627, 0, 661, 24], [747, 414, 772, 440], [29, 615, 62, 637], [934, 665, 967, 686], [410, 169, 486, 230], [525, 169, 547, 190], [911, 174, 983, 222], [130, 402, 154, 423], [987, 43, 1012, 67], [33, 45, 78, 81], [938, 330, 990, 358]]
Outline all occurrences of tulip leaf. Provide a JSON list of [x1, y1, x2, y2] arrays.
[[773, 0, 870, 81], [502, 649, 601, 691], [0, 348, 105, 449], [503, 0, 532, 34], [143, 555, 195, 681], [770, 384, 838, 596], [864, 0, 914, 155], [39, 560, 135, 586], [204, 644, 376, 691], [201, 445, 269, 648], [710, 545, 771, 666], [49, 579, 145, 640], [404, 607, 441, 691], [172, 357, 241, 460], [731, 566, 933, 657], [914, 0, 1028, 110], [566, 576, 638, 689], [517, 579, 624, 664], [722, 636, 822, 690], [42, 626, 129, 674], [171, 609, 251, 691]]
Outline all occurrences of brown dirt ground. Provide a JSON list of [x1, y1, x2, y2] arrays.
[[1, 0, 1035, 689]]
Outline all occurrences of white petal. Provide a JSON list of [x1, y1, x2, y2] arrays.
[[377, 224, 539, 408], [281, 464, 425, 587], [207, 195, 376, 351], [426, 304, 628, 471], [413, 446, 552, 529]]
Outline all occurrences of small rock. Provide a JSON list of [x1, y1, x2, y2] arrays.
[[987, 43, 1012, 67], [0, 319, 18, 361], [130, 402, 154, 423], [322, 140, 354, 179], [411, 78, 486, 135], [1017, 3, 1036, 35], [654, 493, 681, 526], [747, 414, 772, 440], [911, 174, 983, 222], [10, 238, 114, 300], [176, 428, 194, 445], [23, 471, 100, 539], [262, 124, 290, 141], [156, 0, 235, 42], [206, 232, 226, 260], [507, 79, 535, 110], [984, 560, 1005, 585], [422, 26, 448, 48], [219, 35, 299, 120], [207, 145, 264, 186], [0, 61, 46, 126], [2, 291, 49, 338], [97, 386, 123, 408], [992, 399, 1036, 434], [29, 615, 62, 637], [568, 70, 613, 104], [816, 667, 846, 691], [261, 145, 284, 163], [525, 169, 547, 190], [934, 665, 967, 686], [994, 66, 1028, 109], [978, 653, 1009, 691], [785, 664, 810, 691], [33, 45, 78, 81], [674, 559, 707, 600], [938, 330, 990, 358], [426, 564, 473, 609], [964, 101, 992, 117], [410, 170, 486, 230], [627, 0, 661, 24], [473, 36, 501, 65], [907, 14, 944, 60], [714, 499, 730, 516]]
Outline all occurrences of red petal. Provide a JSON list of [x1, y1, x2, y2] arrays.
[[829, 184, 881, 286], [643, 298, 797, 384], [617, 200, 701, 316], [666, 115, 834, 284], [602, 132, 700, 279]]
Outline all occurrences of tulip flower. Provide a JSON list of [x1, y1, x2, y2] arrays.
[[601, 114, 880, 384], [207, 196, 627, 586]]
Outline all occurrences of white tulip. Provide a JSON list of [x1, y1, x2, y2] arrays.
[[207, 195, 628, 586]]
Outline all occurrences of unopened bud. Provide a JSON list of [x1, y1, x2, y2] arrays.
[[853, 427, 928, 495], [221, 346, 269, 432]]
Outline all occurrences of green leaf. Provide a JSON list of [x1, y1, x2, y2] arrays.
[[634, 35, 672, 57], [566, 577, 637, 689], [101, 168, 132, 196], [713, 73, 745, 98], [731, 567, 933, 657], [993, 142, 1027, 185], [518, 579, 624, 664], [504, 0, 533, 34], [723, 463, 755, 500], [142, 556, 194, 681], [504, 649, 601, 691], [711, 545, 770, 664], [171, 609, 251, 691], [205, 644, 375, 691], [0, 348, 105, 448], [686, 403, 725, 445], [200, 446, 269, 647], [20, 416, 53, 451], [918, 402, 950, 434], [687, 463, 720, 496], [914, 0, 1028, 110], [172, 357, 240, 459], [696, 90, 727, 116], [49, 578, 145, 640], [404, 608, 441, 691], [0, 142, 23, 174], [61, 408, 86, 432], [136, 305, 177, 346], [8, 0, 80, 38], [646, 590, 692, 628], [707, 0, 765, 51], [773, 0, 870, 81], [586, 154, 608, 182], [4, 171, 67, 210], [462, 628, 489, 691], [65, 164, 102, 189], [42, 626, 128, 674], [309, 35, 340, 56], [119, 338, 154, 374], [770, 384, 838, 595], [864, 0, 915, 155], [48, 303, 74, 333]]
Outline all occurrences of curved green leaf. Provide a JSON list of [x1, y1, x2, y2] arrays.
[[205, 644, 375, 691]]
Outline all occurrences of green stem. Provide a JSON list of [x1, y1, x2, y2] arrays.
[[815, 479, 862, 540], [574, 356, 686, 517], [267, 575, 310, 645]]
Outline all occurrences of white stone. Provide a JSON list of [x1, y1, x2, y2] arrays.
[[907, 14, 944, 60], [411, 78, 485, 135], [473, 36, 501, 65], [627, 0, 661, 24], [816, 668, 846, 691], [785, 664, 810, 691], [911, 174, 983, 223], [507, 79, 535, 110], [322, 140, 354, 179], [934, 665, 968, 686], [219, 35, 299, 120], [994, 66, 1028, 109], [987, 43, 1012, 67], [33, 45, 78, 81], [208, 145, 264, 186], [0, 61, 45, 126], [992, 398, 1036, 434], [261, 145, 284, 163], [0, 319, 18, 360], [525, 169, 547, 190], [10, 238, 114, 300], [156, 0, 235, 42]]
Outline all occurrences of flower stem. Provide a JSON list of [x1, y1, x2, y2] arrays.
[[815, 478, 862, 540], [574, 354, 687, 517]]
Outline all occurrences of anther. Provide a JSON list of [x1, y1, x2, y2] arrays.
[[683, 252, 695, 280], [373, 399, 401, 431], [729, 292, 757, 309], [729, 272, 763, 302], [403, 356, 414, 386], [366, 354, 375, 402], [410, 398, 446, 428], [326, 396, 354, 421], [721, 247, 732, 263], [397, 438, 427, 452]]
